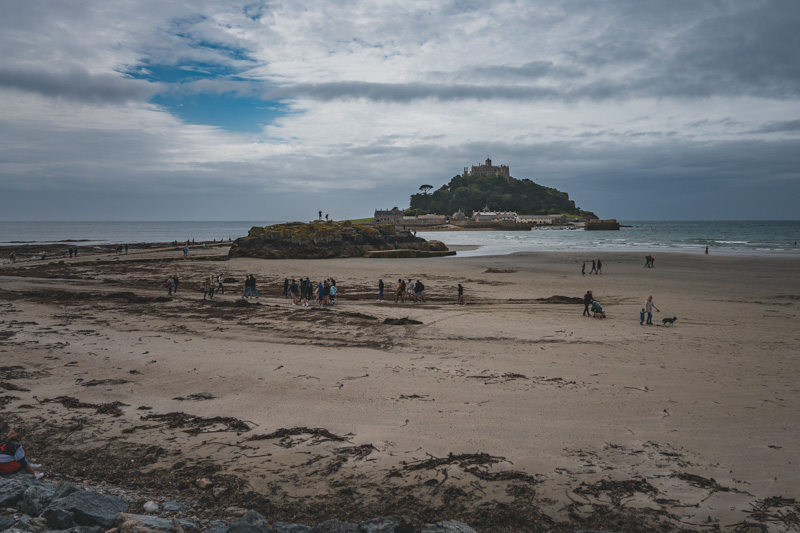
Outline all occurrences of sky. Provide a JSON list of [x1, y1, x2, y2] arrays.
[[1, 0, 799, 221]]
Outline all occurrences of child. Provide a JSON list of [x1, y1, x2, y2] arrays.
[[640, 308, 646, 325]]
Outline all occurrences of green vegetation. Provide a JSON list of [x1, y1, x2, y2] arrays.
[[408, 174, 596, 218], [345, 217, 375, 224]]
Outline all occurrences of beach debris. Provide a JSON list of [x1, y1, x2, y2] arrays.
[[383, 317, 422, 325], [400, 452, 540, 484], [574, 478, 658, 506], [43, 395, 128, 417], [334, 444, 378, 460], [671, 472, 748, 496], [0, 395, 21, 408], [0, 365, 42, 380], [535, 295, 584, 304], [81, 379, 131, 387], [0, 381, 30, 391], [397, 394, 434, 401], [246, 426, 348, 447], [196, 478, 213, 489], [742, 496, 800, 530], [172, 392, 216, 401], [141, 412, 250, 434]]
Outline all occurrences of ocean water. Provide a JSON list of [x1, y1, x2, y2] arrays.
[[0, 221, 283, 247], [0, 220, 798, 257], [424, 220, 800, 257]]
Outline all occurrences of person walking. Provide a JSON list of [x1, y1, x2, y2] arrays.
[[583, 290, 593, 317], [378, 279, 384, 302], [414, 280, 425, 303], [645, 295, 659, 325], [581, 262, 586, 276], [283, 278, 289, 298], [457, 283, 465, 305], [217, 274, 225, 294], [163, 276, 174, 296], [251, 274, 259, 298], [203, 276, 214, 300], [242, 276, 252, 299], [589, 260, 597, 275], [597, 259, 602, 274]]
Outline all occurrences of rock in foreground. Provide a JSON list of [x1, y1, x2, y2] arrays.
[[228, 222, 448, 259]]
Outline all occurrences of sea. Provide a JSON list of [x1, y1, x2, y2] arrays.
[[0, 220, 799, 257]]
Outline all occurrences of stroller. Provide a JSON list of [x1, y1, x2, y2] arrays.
[[591, 300, 606, 319]]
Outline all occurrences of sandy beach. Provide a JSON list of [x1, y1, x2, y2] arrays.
[[1, 245, 799, 531]]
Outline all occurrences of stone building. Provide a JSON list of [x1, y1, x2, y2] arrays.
[[373, 208, 403, 224], [463, 157, 510, 179], [472, 206, 518, 222], [516, 214, 568, 225]]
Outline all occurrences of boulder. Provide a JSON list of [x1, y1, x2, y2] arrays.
[[0, 476, 35, 507], [45, 490, 129, 528], [161, 501, 187, 512], [356, 516, 413, 533], [312, 520, 357, 533], [52, 482, 84, 501], [228, 222, 448, 260], [18, 485, 46, 516], [0, 517, 15, 531], [226, 510, 272, 533], [43, 507, 76, 530], [420, 521, 478, 533], [114, 513, 198, 533]]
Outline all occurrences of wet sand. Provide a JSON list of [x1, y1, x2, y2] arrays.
[[1, 246, 798, 531]]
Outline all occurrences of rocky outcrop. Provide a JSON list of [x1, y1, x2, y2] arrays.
[[0, 474, 479, 533], [228, 222, 448, 259]]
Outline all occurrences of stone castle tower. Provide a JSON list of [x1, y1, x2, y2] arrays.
[[463, 157, 510, 179]]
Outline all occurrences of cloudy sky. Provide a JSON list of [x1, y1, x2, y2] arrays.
[[1, 0, 799, 221]]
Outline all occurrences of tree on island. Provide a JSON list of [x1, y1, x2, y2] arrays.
[[407, 173, 596, 218]]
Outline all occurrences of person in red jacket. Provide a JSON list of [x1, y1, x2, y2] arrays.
[[0, 418, 40, 477]]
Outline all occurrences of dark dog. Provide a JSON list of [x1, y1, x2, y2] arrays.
[[662, 316, 677, 326]]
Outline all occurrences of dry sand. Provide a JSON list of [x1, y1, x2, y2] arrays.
[[1, 245, 798, 532]]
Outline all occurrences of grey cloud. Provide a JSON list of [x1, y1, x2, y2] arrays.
[[453, 61, 585, 82], [265, 81, 560, 102], [751, 118, 800, 133], [0, 66, 159, 103]]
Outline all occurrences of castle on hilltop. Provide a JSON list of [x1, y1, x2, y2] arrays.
[[463, 157, 510, 179]]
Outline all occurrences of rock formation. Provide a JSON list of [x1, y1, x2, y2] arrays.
[[228, 221, 448, 259]]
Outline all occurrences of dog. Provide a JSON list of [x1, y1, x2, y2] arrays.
[[662, 316, 677, 326]]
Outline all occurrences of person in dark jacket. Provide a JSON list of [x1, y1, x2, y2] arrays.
[[583, 290, 593, 317]]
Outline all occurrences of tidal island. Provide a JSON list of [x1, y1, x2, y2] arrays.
[[228, 220, 452, 259]]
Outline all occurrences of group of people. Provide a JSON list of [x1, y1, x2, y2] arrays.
[[584, 289, 663, 324], [203, 274, 226, 299], [381, 278, 426, 303], [0, 417, 42, 479], [284, 277, 337, 307], [67, 247, 81, 258], [644, 255, 656, 268], [162, 274, 180, 296], [114, 244, 129, 255], [581, 259, 603, 275]]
